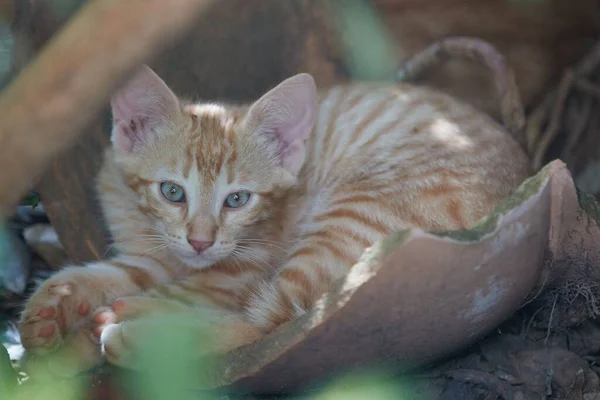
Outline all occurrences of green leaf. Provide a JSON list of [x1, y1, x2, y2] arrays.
[[20, 192, 41, 209], [0, 344, 17, 397], [313, 370, 415, 400], [332, 0, 397, 81]]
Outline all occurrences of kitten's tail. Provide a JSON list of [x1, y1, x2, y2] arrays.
[[396, 36, 528, 156]]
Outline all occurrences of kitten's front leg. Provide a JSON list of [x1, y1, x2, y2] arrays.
[[239, 232, 361, 341], [19, 254, 174, 356], [92, 294, 262, 369], [98, 235, 360, 359]]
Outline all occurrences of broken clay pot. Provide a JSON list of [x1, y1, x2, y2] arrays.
[[174, 159, 599, 394]]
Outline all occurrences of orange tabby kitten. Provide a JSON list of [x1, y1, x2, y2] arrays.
[[19, 66, 530, 368]]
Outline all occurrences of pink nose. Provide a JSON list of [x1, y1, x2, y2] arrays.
[[187, 239, 214, 253]]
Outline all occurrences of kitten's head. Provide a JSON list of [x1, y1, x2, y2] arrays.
[[109, 66, 317, 268]]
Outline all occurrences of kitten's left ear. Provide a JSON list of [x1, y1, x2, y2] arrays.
[[245, 73, 317, 176]]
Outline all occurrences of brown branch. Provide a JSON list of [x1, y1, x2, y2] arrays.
[[0, 0, 217, 216], [572, 40, 600, 79], [532, 70, 574, 171], [561, 96, 592, 164], [574, 78, 600, 99], [525, 89, 554, 157], [0, 0, 14, 24], [526, 39, 600, 170]]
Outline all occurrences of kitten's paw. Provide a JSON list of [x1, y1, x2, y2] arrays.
[[91, 306, 119, 339], [92, 296, 188, 368], [99, 322, 137, 368], [92, 306, 130, 366], [92, 295, 188, 336], [99, 318, 171, 369], [19, 271, 97, 353], [20, 328, 102, 378], [95, 296, 265, 368]]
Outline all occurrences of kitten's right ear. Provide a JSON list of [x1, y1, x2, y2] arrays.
[[110, 65, 179, 154]]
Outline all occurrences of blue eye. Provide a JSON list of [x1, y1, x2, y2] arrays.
[[224, 192, 251, 208], [160, 182, 186, 203]]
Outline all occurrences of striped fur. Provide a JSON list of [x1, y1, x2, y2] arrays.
[[20, 67, 531, 366]]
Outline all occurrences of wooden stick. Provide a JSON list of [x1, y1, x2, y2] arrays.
[[0, 0, 14, 24], [0, 0, 217, 215], [575, 78, 600, 99], [525, 39, 600, 170], [532, 70, 574, 171]]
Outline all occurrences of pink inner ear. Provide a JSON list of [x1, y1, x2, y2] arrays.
[[249, 73, 318, 175], [279, 140, 306, 175], [110, 66, 179, 154], [112, 116, 150, 153]]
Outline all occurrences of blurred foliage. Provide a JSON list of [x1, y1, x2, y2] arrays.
[[0, 220, 10, 296], [0, 217, 6, 343], [0, 344, 17, 396], [311, 370, 415, 400], [47, 0, 85, 21], [0, 22, 11, 101], [332, 0, 397, 81], [20, 192, 41, 209], [0, 308, 416, 399], [0, 220, 7, 261], [119, 313, 219, 400]]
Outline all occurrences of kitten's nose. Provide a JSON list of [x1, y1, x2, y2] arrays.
[[187, 238, 214, 253]]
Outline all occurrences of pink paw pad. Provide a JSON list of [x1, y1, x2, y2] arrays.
[[93, 326, 104, 339], [38, 325, 55, 338], [78, 302, 90, 316], [111, 300, 126, 314], [37, 306, 56, 319], [93, 310, 115, 325], [92, 308, 118, 338]]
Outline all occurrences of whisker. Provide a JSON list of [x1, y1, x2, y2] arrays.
[[237, 239, 290, 253], [104, 233, 168, 258], [238, 238, 289, 246], [233, 247, 274, 273], [144, 244, 170, 257], [235, 244, 279, 257], [111, 217, 166, 235], [228, 253, 248, 273], [129, 241, 170, 256]]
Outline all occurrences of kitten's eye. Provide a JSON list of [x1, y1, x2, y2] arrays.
[[160, 182, 186, 203], [224, 191, 251, 209]]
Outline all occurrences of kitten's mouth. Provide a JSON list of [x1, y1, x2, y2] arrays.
[[173, 247, 233, 269], [168, 240, 236, 268], [174, 250, 220, 268]]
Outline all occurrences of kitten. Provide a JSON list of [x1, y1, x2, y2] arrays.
[[19, 66, 531, 367]]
